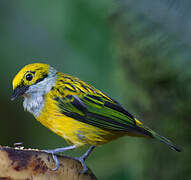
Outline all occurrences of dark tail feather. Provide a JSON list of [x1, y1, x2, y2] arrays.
[[136, 122, 181, 152], [150, 129, 181, 152]]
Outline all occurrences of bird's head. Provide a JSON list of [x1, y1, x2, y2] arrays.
[[11, 63, 57, 100]]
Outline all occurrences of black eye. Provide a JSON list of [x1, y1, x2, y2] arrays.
[[26, 73, 33, 81]]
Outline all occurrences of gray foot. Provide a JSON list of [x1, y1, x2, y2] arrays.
[[43, 145, 76, 171]]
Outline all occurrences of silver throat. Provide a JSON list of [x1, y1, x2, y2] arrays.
[[23, 66, 57, 117]]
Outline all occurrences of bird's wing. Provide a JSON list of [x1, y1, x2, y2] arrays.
[[54, 93, 151, 136]]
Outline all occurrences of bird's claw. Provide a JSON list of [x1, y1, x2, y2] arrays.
[[43, 150, 60, 171], [71, 156, 89, 174], [52, 154, 60, 171]]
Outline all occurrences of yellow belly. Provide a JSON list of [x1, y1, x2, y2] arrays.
[[36, 95, 125, 147]]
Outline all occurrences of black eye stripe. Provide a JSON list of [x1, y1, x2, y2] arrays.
[[35, 74, 48, 84], [23, 71, 48, 84]]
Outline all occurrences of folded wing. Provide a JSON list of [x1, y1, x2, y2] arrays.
[[54, 93, 152, 137]]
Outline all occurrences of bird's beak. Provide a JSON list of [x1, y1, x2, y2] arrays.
[[11, 85, 29, 101]]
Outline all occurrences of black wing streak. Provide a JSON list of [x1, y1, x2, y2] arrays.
[[71, 95, 87, 113], [104, 101, 135, 121], [83, 96, 102, 106], [58, 95, 152, 136]]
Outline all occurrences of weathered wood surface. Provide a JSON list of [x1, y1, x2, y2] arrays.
[[0, 145, 97, 180]]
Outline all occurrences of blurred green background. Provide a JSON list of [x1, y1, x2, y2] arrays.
[[0, 0, 190, 179]]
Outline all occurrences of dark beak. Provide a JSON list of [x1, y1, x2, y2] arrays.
[[11, 85, 29, 101]]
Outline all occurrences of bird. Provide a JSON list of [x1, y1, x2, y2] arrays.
[[11, 63, 181, 173]]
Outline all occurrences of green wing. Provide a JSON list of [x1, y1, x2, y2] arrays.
[[55, 94, 151, 136]]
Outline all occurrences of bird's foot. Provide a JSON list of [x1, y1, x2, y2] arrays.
[[43, 145, 76, 171], [44, 150, 88, 173], [71, 156, 89, 173], [45, 152, 60, 171], [71, 146, 96, 173]]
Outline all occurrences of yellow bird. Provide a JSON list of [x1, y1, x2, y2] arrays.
[[11, 63, 181, 173]]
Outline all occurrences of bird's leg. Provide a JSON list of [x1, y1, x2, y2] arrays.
[[43, 145, 76, 170], [72, 146, 95, 173], [44, 145, 76, 154]]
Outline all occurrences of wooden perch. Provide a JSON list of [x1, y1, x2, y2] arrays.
[[0, 145, 97, 180]]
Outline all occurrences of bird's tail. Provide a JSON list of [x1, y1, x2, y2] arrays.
[[135, 119, 181, 152], [150, 129, 181, 152]]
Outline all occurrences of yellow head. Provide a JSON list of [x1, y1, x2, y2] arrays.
[[11, 63, 54, 100]]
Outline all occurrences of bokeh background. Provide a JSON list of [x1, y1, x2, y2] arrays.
[[0, 0, 190, 179]]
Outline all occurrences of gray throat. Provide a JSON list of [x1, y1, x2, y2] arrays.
[[23, 66, 57, 117]]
